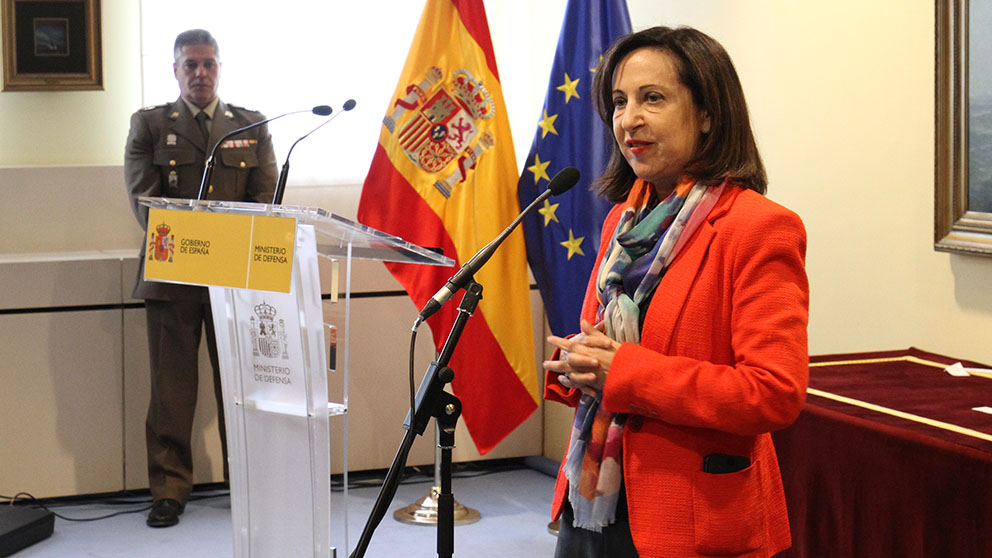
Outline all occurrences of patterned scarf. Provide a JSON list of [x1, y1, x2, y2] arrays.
[[563, 176, 725, 531]]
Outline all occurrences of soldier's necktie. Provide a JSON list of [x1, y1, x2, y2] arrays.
[[195, 111, 210, 144]]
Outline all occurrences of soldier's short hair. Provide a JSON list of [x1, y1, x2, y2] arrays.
[[173, 29, 219, 60]]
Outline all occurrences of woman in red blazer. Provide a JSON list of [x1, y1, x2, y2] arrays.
[[544, 26, 809, 558]]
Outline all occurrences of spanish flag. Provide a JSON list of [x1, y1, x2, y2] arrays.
[[357, 0, 536, 453]]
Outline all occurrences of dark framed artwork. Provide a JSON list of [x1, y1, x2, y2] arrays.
[[935, 0, 992, 255], [1, 0, 102, 91]]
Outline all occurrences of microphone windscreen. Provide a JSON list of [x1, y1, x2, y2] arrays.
[[312, 105, 333, 116], [343, 99, 357, 111], [548, 166, 580, 196]]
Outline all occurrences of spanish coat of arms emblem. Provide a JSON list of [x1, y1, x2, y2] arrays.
[[383, 67, 496, 198], [250, 301, 289, 360], [148, 223, 174, 262]]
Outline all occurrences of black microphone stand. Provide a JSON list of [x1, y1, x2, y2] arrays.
[[271, 114, 333, 205], [272, 100, 356, 205], [271, 135, 308, 205], [196, 106, 333, 202], [349, 167, 580, 556], [350, 280, 483, 558], [196, 117, 277, 202], [196, 118, 274, 201]]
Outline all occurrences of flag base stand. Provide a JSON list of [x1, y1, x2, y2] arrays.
[[394, 426, 481, 526], [393, 486, 481, 525]]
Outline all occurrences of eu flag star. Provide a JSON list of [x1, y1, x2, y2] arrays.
[[591, 55, 603, 73], [538, 198, 560, 225], [527, 154, 551, 184], [538, 110, 559, 138], [556, 73, 580, 104], [560, 229, 585, 260]]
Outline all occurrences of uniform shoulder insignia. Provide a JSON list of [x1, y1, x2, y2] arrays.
[[227, 103, 262, 115], [139, 103, 168, 112]]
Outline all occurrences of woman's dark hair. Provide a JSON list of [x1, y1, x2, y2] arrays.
[[593, 26, 766, 203]]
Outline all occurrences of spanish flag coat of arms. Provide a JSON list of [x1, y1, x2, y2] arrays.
[[357, 0, 536, 454]]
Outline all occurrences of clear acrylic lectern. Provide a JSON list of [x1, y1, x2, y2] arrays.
[[138, 197, 452, 558]]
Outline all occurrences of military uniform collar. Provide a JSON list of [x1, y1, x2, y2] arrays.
[[167, 97, 233, 121], [181, 97, 220, 120]]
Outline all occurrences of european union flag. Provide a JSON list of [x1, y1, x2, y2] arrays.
[[517, 0, 632, 336]]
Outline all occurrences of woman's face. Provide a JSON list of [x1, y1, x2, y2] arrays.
[[611, 47, 710, 192]]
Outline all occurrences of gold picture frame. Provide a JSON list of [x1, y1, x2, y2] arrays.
[[935, 0, 992, 255], [2, 0, 102, 91]]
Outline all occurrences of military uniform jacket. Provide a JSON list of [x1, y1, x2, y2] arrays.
[[124, 98, 278, 301]]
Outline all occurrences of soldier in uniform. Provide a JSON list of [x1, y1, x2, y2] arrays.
[[124, 28, 277, 528]]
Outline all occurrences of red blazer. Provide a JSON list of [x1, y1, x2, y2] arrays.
[[545, 187, 809, 558]]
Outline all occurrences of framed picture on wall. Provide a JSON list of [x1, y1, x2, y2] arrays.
[[936, 0, 992, 255], [1, 0, 102, 91]]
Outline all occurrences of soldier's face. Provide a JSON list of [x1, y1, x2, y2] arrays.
[[174, 44, 220, 108]]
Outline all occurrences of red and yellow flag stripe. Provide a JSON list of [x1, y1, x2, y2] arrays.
[[358, 0, 536, 453]]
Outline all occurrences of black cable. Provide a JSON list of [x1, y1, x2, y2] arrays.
[[409, 328, 418, 424], [329, 458, 530, 491], [0, 487, 230, 523], [2, 492, 149, 522]]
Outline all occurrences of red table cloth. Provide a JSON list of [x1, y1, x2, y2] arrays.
[[772, 348, 992, 558]]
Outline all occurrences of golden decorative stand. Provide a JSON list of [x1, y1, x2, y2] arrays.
[[393, 486, 481, 525]]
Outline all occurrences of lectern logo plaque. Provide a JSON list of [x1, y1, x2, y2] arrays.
[[250, 301, 289, 360], [144, 208, 296, 293]]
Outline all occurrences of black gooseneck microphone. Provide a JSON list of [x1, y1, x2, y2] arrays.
[[413, 166, 581, 329], [271, 99, 358, 205], [195, 105, 333, 201]]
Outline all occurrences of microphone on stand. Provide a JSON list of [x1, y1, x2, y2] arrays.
[[195, 104, 333, 201], [413, 166, 581, 329], [271, 99, 357, 205]]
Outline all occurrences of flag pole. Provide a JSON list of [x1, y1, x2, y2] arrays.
[[392, 425, 481, 526]]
